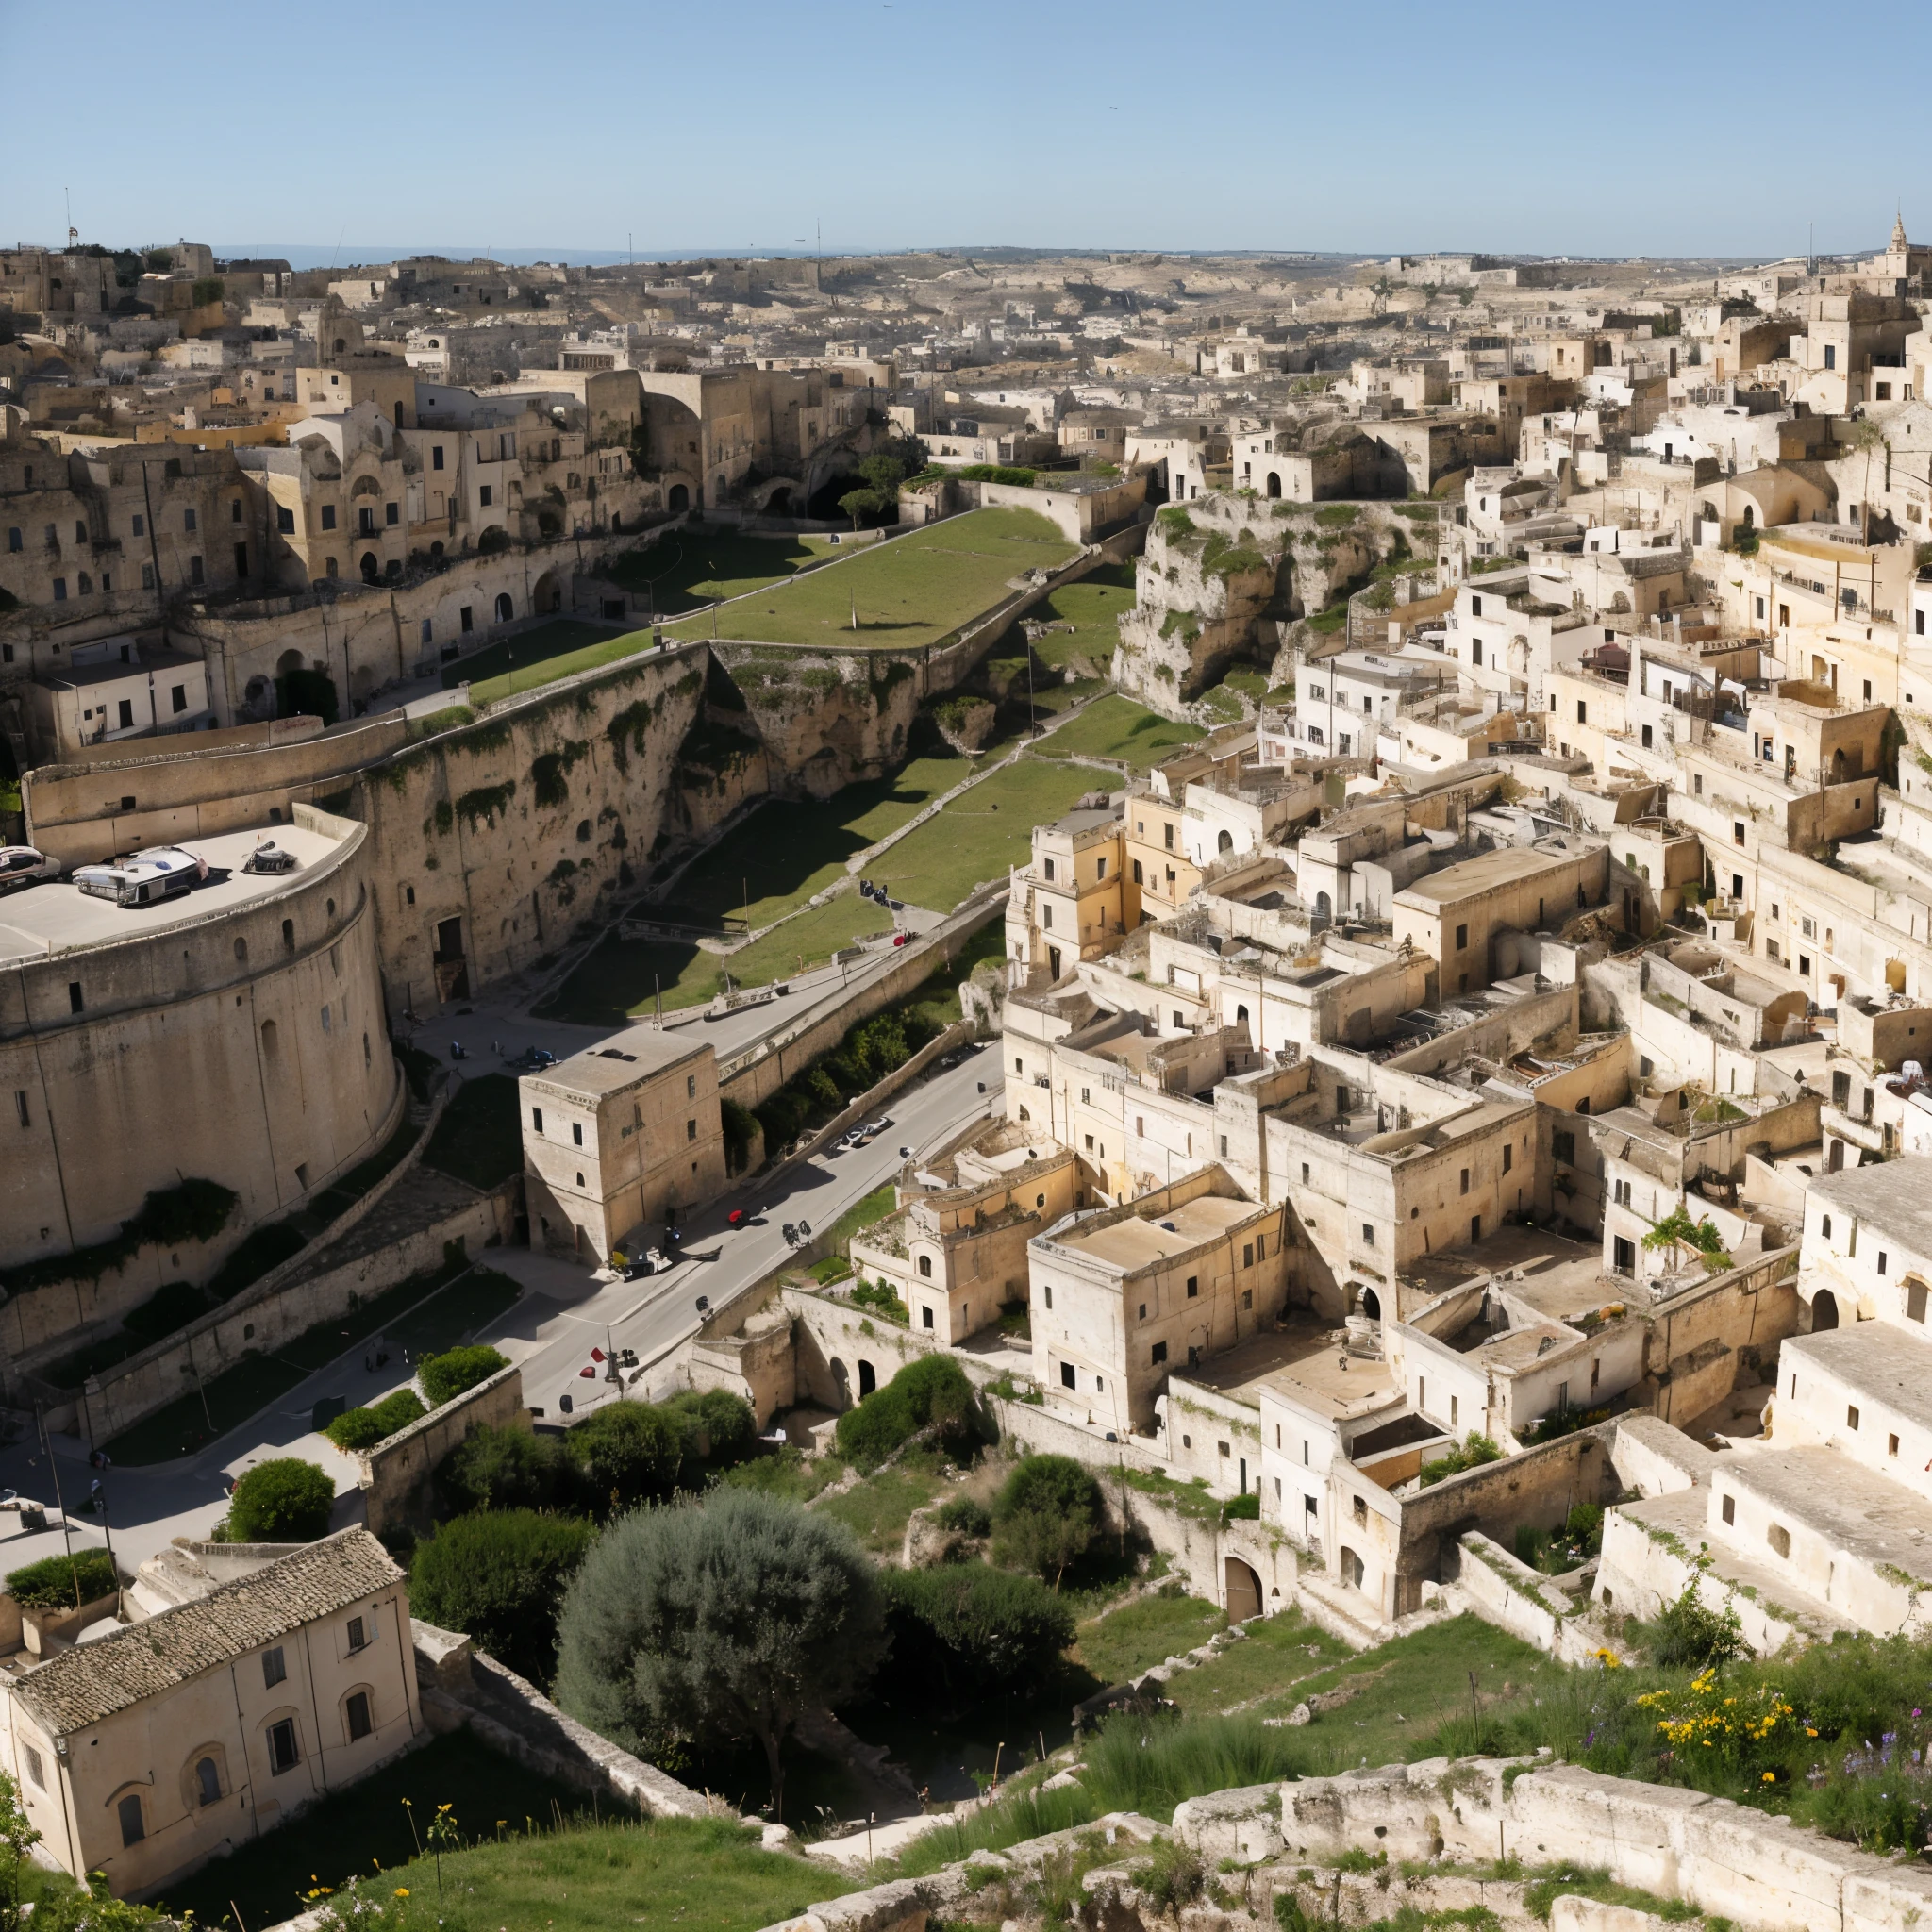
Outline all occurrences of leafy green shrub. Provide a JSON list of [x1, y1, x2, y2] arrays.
[[419, 1343, 509, 1407], [850, 1278, 910, 1324], [834, 1354, 979, 1472], [876, 1562, 1074, 1714], [565, 1401, 683, 1513], [1648, 1565, 1746, 1670], [438, 1423, 574, 1515], [663, 1388, 758, 1474], [225, 1458, 334, 1541], [1418, 1432, 1504, 1487], [408, 1508, 595, 1687], [720, 1096, 759, 1175], [991, 1454, 1100, 1579], [935, 1496, 991, 1538], [1221, 1491, 1260, 1522], [325, 1389, 427, 1452], [553, 1489, 883, 1820], [7, 1550, 119, 1608]]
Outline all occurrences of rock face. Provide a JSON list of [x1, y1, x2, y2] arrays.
[[717, 646, 924, 799], [930, 694, 999, 754], [1114, 495, 1441, 713], [1113, 499, 1292, 711]]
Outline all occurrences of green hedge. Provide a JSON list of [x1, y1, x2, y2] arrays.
[[325, 1389, 428, 1452], [8, 1550, 119, 1608], [875, 1562, 1074, 1714], [419, 1344, 509, 1407]]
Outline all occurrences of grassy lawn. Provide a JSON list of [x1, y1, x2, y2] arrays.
[[153, 1732, 826, 1932], [1166, 1608, 1559, 1769], [1074, 1587, 1225, 1686], [662, 508, 1077, 651], [646, 756, 974, 932], [1033, 693, 1205, 770], [538, 891, 895, 1027], [606, 528, 842, 609], [1010, 563, 1136, 673], [815, 1448, 950, 1555], [868, 754, 1103, 912], [443, 618, 632, 701], [824, 1181, 898, 1256], [423, 1074, 524, 1189], [385, 1263, 523, 1357]]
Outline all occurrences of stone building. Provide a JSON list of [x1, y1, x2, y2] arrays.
[[0, 1530, 421, 1899], [521, 1028, 727, 1263]]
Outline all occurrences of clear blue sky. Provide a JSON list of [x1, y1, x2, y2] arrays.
[[6, 0, 1925, 263]]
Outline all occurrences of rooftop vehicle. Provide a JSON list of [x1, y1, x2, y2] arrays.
[[0, 847, 59, 895], [242, 841, 299, 875], [72, 845, 208, 908]]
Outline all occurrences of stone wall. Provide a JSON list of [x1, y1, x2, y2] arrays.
[[80, 1173, 509, 1440], [359, 1361, 527, 1536]]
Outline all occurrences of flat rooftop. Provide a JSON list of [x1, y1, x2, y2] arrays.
[[1729, 1445, 1932, 1582], [1807, 1158, 1932, 1260], [1405, 1224, 1613, 1324], [1394, 843, 1583, 908], [527, 1024, 709, 1100], [1177, 1318, 1397, 1422], [1058, 1193, 1255, 1272], [0, 823, 343, 966], [1785, 1322, 1932, 1435]]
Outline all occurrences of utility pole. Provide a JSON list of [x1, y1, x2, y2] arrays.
[[34, 1407, 82, 1609]]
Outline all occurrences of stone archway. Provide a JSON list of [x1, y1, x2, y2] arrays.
[[532, 570, 564, 615], [1812, 1290, 1840, 1332], [668, 483, 690, 513], [858, 1360, 877, 1397], [1265, 472, 1281, 499], [1224, 1557, 1263, 1623], [1361, 1287, 1381, 1321], [494, 591, 514, 624], [1339, 1547, 1365, 1590]]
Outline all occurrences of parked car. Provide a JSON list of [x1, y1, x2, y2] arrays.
[[242, 841, 299, 875], [72, 845, 208, 908], [0, 847, 59, 896]]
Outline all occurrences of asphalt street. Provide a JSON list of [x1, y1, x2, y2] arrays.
[[0, 1050, 995, 1588]]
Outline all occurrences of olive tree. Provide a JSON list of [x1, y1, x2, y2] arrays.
[[552, 1489, 882, 1819]]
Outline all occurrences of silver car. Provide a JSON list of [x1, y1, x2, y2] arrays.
[[0, 847, 59, 895]]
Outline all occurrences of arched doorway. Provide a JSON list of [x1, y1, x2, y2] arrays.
[[668, 483, 689, 513], [1265, 472, 1281, 499], [532, 571, 563, 614], [767, 487, 791, 514], [1812, 1290, 1840, 1332], [359, 552, 380, 584], [858, 1360, 876, 1397], [1224, 1557, 1263, 1623], [1828, 1139, 1844, 1173], [1340, 1547, 1365, 1590], [1236, 1003, 1249, 1028], [1314, 891, 1332, 927], [1361, 1287, 1381, 1321], [1217, 829, 1234, 855], [494, 591, 513, 623], [829, 1357, 850, 1405]]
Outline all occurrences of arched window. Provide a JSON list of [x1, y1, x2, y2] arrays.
[[118, 1793, 144, 1846], [195, 1757, 222, 1807], [1132, 858, 1143, 884], [494, 591, 514, 622], [282, 918, 294, 950], [259, 1018, 278, 1061], [1217, 829, 1234, 854], [917, 1255, 933, 1277]]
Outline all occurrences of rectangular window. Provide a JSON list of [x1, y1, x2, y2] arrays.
[[531, 1108, 543, 1133], [922, 1307, 934, 1329], [119, 1794, 144, 1847], [263, 1645, 287, 1688], [687, 1119, 697, 1141], [184, 508, 197, 533], [1242, 1241, 1254, 1267], [268, 1718, 299, 1774], [1502, 1142, 1513, 1174], [23, 1748, 42, 1791], [1361, 1223, 1374, 1244], [460, 606, 474, 632], [346, 1691, 373, 1741], [1455, 923, 1468, 950], [432, 445, 445, 470], [1722, 1493, 1735, 1524], [1186, 1275, 1198, 1297], [385, 502, 399, 526], [347, 1614, 367, 1651], [321, 504, 337, 530], [171, 683, 188, 713], [1151, 1341, 1167, 1365], [1059, 1362, 1075, 1390], [479, 485, 493, 508], [52, 578, 65, 602], [572, 1122, 583, 1146], [117, 699, 134, 730], [277, 505, 295, 533], [1847, 1405, 1861, 1431], [189, 554, 204, 586], [1459, 1168, 1470, 1195]]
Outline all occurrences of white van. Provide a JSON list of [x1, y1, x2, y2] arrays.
[[73, 846, 208, 908]]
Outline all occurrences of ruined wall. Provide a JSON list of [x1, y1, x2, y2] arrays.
[[717, 647, 924, 800]]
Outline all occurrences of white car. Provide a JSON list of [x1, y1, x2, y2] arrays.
[[0, 847, 59, 895], [73, 845, 208, 908]]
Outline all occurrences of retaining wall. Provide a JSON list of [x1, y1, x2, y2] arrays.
[[358, 1361, 528, 1537]]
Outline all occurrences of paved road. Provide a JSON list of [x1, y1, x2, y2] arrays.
[[0, 1054, 995, 1586]]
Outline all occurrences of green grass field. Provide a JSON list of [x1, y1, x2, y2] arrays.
[[443, 618, 630, 700], [869, 754, 1107, 911], [1011, 563, 1136, 673], [662, 508, 1077, 651], [153, 1734, 834, 1932], [539, 891, 896, 1027], [1033, 693, 1205, 770], [645, 755, 975, 932], [423, 1073, 524, 1189], [1074, 1587, 1225, 1686], [605, 528, 843, 609]]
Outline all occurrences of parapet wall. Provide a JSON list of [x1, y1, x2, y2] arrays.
[[360, 1361, 527, 1537]]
